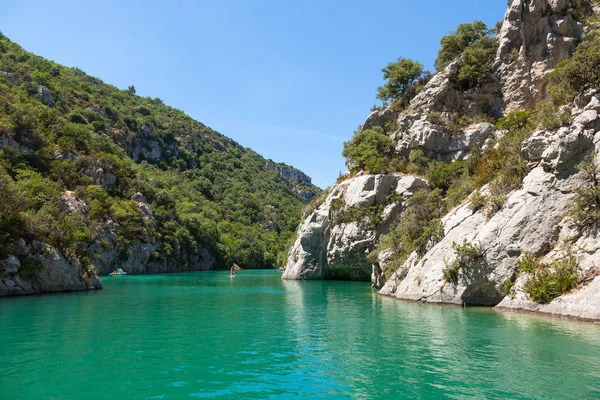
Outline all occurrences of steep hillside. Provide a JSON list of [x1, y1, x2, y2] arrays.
[[0, 33, 320, 295], [284, 0, 600, 321]]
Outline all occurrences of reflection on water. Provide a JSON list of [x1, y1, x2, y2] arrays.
[[1, 271, 600, 399]]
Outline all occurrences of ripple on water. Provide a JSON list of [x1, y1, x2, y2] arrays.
[[1, 271, 600, 399]]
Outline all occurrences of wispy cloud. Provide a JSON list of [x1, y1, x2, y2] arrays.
[[258, 123, 347, 143]]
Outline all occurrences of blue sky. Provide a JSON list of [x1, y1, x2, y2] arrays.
[[2, 0, 507, 188]]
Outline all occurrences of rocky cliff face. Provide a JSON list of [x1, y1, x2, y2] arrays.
[[285, 0, 600, 320], [0, 240, 102, 296], [266, 161, 318, 203], [282, 174, 427, 284], [0, 188, 217, 296], [381, 91, 600, 319]]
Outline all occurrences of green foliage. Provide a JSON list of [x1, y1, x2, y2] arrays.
[[448, 113, 473, 133], [377, 58, 427, 107], [427, 112, 444, 126], [0, 34, 320, 270], [550, 33, 600, 103], [342, 126, 395, 173], [373, 189, 445, 276], [435, 20, 490, 71], [517, 252, 580, 304], [536, 100, 572, 130], [494, 110, 535, 132], [570, 152, 600, 226], [330, 197, 346, 213], [453, 36, 498, 90], [474, 121, 534, 216], [406, 149, 430, 175], [443, 239, 484, 284]]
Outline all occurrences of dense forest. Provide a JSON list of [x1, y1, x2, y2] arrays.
[[0, 33, 320, 275]]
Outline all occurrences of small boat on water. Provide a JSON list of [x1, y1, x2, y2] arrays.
[[108, 269, 127, 276]]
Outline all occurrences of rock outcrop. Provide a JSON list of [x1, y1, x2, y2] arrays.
[[282, 174, 427, 285], [496, 0, 591, 112], [286, 0, 600, 320], [380, 90, 600, 320], [360, 0, 592, 163], [0, 241, 102, 296], [266, 161, 318, 202]]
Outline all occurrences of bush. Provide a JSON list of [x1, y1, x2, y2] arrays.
[[427, 112, 444, 126], [518, 252, 580, 304], [448, 113, 472, 133], [377, 58, 428, 107], [494, 110, 535, 132], [536, 101, 572, 130], [406, 149, 430, 175], [57, 123, 92, 152], [468, 190, 486, 212], [443, 239, 484, 284], [435, 20, 490, 71], [373, 189, 446, 276], [550, 36, 600, 103], [453, 36, 498, 90], [427, 161, 467, 192], [69, 113, 88, 125], [342, 126, 395, 173], [569, 152, 600, 226]]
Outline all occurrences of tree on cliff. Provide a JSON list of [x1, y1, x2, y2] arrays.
[[376, 58, 427, 106], [342, 127, 395, 173], [435, 20, 490, 71]]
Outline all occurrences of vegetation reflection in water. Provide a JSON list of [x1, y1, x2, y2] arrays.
[[1, 270, 600, 399]]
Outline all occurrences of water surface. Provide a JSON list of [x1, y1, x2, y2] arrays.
[[1, 270, 600, 399]]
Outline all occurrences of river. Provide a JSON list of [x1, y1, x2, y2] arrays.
[[1, 270, 599, 399]]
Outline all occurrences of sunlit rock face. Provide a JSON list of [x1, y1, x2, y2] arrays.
[[283, 174, 426, 287]]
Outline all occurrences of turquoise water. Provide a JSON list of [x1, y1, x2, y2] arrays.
[[1, 271, 600, 399]]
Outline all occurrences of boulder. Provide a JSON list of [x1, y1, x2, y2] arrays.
[[2, 255, 20, 275], [37, 85, 54, 106]]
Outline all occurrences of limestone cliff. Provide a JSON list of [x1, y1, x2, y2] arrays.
[[282, 174, 426, 285], [381, 91, 600, 320], [284, 0, 600, 320]]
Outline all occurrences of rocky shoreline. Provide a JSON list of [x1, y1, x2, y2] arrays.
[[283, 0, 600, 322]]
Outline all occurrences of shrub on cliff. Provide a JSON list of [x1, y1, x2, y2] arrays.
[[373, 189, 445, 276], [342, 126, 395, 174], [517, 252, 580, 304], [570, 152, 600, 226], [435, 20, 490, 71], [376, 58, 430, 110], [442, 239, 485, 284], [550, 33, 600, 103], [453, 36, 498, 90]]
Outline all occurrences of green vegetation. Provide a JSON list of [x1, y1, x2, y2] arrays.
[[0, 35, 320, 270], [342, 126, 395, 174], [435, 20, 490, 71], [442, 239, 484, 284], [550, 34, 600, 103], [370, 189, 445, 276], [376, 58, 430, 109], [453, 36, 498, 90], [517, 252, 580, 304], [570, 152, 600, 226], [472, 110, 537, 217]]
